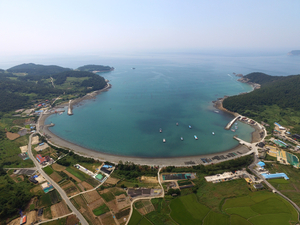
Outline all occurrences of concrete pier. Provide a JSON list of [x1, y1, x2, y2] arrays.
[[225, 116, 240, 130], [67, 100, 73, 115]]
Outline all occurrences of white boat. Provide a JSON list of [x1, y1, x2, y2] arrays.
[[189, 125, 192, 129], [159, 128, 162, 133], [212, 132, 215, 135], [163, 138, 166, 143], [214, 110, 219, 113], [176, 122, 179, 126], [181, 137, 183, 141], [194, 135, 198, 140], [235, 126, 238, 130], [231, 129, 235, 132]]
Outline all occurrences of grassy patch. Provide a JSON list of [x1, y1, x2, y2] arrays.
[[44, 206, 52, 219], [92, 203, 110, 216], [43, 166, 54, 175], [43, 217, 67, 225], [170, 197, 202, 224], [111, 187, 127, 196], [85, 177, 100, 187], [128, 208, 143, 225], [249, 213, 298, 225], [203, 211, 229, 225], [179, 194, 210, 220], [38, 192, 52, 208], [230, 215, 252, 225], [177, 180, 193, 186], [29, 203, 35, 211], [65, 166, 89, 181], [225, 207, 258, 219], [135, 201, 144, 209], [100, 191, 115, 202]]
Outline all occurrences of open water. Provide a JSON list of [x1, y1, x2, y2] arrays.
[[44, 53, 300, 157]]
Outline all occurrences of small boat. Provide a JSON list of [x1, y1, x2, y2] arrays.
[[163, 138, 166, 143], [214, 110, 219, 113], [132, 67, 135, 69], [176, 122, 179, 126], [235, 126, 238, 130], [181, 137, 183, 141], [212, 132, 215, 135], [235, 122, 238, 125], [194, 135, 198, 140], [189, 125, 192, 129], [159, 128, 162, 133], [231, 129, 235, 132]]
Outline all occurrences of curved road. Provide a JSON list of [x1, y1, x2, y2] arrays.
[[27, 133, 88, 225]]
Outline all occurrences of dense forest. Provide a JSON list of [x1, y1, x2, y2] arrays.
[[0, 65, 108, 115], [223, 72, 300, 133], [7, 63, 70, 76], [242, 72, 284, 86], [77, 64, 114, 72], [224, 73, 300, 112]]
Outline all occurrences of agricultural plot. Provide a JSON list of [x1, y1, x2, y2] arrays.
[[65, 166, 90, 181], [99, 190, 115, 202], [135, 200, 155, 215], [99, 213, 116, 225], [223, 191, 298, 225], [93, 203, 110, 216], [50, 171, 63, 183], [82, 190, 101, 204], [51, 201, 71, 218]]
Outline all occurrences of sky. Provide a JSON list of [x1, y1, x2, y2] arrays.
[[0, 0, 300, 57]]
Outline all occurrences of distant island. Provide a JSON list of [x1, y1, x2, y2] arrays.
[[77, 64, 114, 73], [288, 50, 300, 56]]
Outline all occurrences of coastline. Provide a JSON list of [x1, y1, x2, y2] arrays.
[[213, 77, 263, 144], [38, 77, 260, 166]]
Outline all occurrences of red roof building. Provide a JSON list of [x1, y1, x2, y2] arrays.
[[36, 154, 45, 164]]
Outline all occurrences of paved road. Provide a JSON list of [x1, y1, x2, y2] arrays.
[[36, 212, 74, 225], [27, 134, 89, 225], [248, 154, 300, 217]]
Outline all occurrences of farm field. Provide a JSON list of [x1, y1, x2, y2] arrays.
[[128, 181, 299, 225], [266, 162, 300, 207]]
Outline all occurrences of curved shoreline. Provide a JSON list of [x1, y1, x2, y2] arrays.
[[38, 77, 262, 166]]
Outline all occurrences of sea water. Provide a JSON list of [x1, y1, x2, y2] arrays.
[[45, 53, 300, 157]]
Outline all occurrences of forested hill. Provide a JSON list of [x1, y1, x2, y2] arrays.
[[224, 73, 300, 112], [77, 64, 114, 72], [0, 69, 108, 114], [223, 73, 300, 132], [7, 63, 71, 76], [243, 72, 284, 86]]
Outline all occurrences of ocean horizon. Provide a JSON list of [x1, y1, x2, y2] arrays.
[[35, 52, 299, 157]]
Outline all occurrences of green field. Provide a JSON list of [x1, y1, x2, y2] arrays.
[[99, 191, 115, 202], [65, 166, 90, 181], [92, 203, 110, 216], [43, 166, 54, 175], [0, 133, 34, 168], [223, 191, 298, 224], [266, 162, 300, 207], [128, 177, 299, 225], [128, 208, 143, 225]]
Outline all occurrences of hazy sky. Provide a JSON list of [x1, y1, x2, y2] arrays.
[[1, 0, 299, 56]]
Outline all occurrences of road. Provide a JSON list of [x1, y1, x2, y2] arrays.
[[125, 167, 164, 225], [36, 212, 74, 225], [27, 133, 89, 225], [248, 154, 300, 217]]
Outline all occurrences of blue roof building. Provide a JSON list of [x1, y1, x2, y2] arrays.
[[261, 173, 289, 180], [257, 161, 265, 167]]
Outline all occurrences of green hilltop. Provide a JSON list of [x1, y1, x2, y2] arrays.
[[7, 63, 71, 76], [223, 72, 300, 133]]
